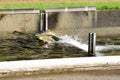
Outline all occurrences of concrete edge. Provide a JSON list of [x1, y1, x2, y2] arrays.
[[46, 6, 96, 12], [0, 56, 120, 75], [0, 9, 40, 14], [0, 66, 120, 77]]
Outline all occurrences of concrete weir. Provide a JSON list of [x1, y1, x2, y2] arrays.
[[0, 56, 120, 76]]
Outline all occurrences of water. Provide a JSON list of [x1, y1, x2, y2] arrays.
[[96, 45, 120, 56], [57, 35, 120, 56], [59, 35, 88, 52], [96, 45, 120, 52]]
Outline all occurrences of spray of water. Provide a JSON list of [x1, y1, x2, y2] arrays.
[[58, 35, 120, 56], [58, 35, 88, 52], [36, 32, 120, 56]]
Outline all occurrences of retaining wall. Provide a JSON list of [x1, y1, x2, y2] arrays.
[[0, 9, 40, 39], [47, 10, 120, 40], [0, 8, 120, 40], [97, 10, 120, 27], [44, 7, 96, 40]]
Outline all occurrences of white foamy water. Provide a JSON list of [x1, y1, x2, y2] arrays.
[[58, 35, 120, 56], [96, 45, 120, 52], [95, 45, 120, 56], [59, 35, 88, 52]]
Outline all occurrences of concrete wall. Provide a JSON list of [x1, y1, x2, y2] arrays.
[[48, 11, 96, 37], [0, 9, 40, 39], [97, 10, 120, 27], [47, 10, 120, 41], [0, 9, 120, 40], [43, 6, 96, 40]]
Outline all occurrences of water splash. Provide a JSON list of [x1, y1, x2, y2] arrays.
[[36, 32, 120, 56], [57, 35, 120, 56], [58, 35, 88, 52]]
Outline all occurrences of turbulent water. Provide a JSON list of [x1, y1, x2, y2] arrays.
[[58, 35, 120, 56], [59, 35, 88, 52], [96, 45, 120, 51]]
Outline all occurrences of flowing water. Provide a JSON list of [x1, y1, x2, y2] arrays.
[[58, 35, 120, 56], [59, 35, 88, 52], [1, 35, 120, 80], [0, 34, 120, 62], [96, 45, 120, 51]]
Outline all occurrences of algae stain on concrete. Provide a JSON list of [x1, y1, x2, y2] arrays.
[[0, 14, 6, 20]]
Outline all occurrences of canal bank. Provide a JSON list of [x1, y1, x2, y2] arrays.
[[0, 56, 120, 77], [1, 69, 120, 80]]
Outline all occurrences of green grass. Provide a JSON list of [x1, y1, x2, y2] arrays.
[[0, 2, 120, 11]]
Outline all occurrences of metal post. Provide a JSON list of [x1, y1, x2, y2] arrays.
[[88, 33, 96, 56], [40, 13, 45, 31], [45, 12, 48, 31], [40, 12, 48, 31]]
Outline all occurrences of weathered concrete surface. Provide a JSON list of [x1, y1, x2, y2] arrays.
[[47, 10, 120, 43], [1, 69, 120, 80], [0, 56, 120, 77], [1, 9, 120, 40], [97, 10, 120, 27], [0, 11, 40, 39], [48, 11, 96, 36]]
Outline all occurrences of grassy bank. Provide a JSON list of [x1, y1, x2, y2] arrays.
[[0, 2, 120, 11]]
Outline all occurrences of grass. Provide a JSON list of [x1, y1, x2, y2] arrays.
[[0, 2, 120, 11]]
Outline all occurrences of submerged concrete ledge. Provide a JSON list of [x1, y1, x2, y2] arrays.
[[0, 56, 120, 74]]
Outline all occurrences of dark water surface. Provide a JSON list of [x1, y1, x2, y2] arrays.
[[0, 33, 120, 62], [0, 34, 87, 62]]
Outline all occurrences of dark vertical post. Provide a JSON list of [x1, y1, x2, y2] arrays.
[[40, 12, 49, 31], [88, 33, 96, 56], [40, 13, 45, 31]]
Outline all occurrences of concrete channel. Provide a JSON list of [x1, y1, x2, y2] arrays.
[[0, 7, 120, 79]]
